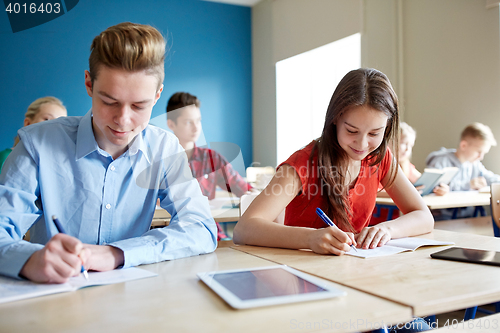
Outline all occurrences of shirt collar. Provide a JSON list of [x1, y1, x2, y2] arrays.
[[75, 110, 151, 164]]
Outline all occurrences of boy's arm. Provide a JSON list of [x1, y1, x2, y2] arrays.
[[0, 142, 45, 279], [478, 163, 500, 186], [108, 147, 217, 268], [212, 151, 251, 197]]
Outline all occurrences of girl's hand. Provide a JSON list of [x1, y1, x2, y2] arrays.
[[433, 183, 449, 196], [307, 226, 354, 256], [355, 226, 391, 249]]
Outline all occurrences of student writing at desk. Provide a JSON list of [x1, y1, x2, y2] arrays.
[[234, 68, 433, 332], [0, 22, 217, 284], [426, 122, 500, 219], [166, 92, 252, 239]]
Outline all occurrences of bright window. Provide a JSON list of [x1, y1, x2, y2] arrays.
[[276, 33, 361, 164]]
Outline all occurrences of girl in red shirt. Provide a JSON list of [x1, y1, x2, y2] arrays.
[[234, 68, 434, 254]]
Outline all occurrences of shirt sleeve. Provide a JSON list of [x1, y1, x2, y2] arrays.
[[211, 150, 252, 197], [478, 163, 500, 186], [109, 143, 217, 268], [0, 140, 44, 279]]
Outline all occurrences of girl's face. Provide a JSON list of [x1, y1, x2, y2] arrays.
[[399, 133, 415, 162], [336, 105, 388, 162]]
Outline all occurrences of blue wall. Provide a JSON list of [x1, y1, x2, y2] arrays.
[[0, 0, 252, 170]]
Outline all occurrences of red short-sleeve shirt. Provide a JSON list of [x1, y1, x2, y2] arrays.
[[278, 141, 393, 233]]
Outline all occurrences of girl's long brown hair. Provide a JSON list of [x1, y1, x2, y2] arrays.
[[310, 68, 399, 232]]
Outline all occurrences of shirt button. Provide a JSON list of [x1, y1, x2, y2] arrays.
[[105, 204, 111, 209], [204, 174, 208, 179], [110, 166, 115, 171]]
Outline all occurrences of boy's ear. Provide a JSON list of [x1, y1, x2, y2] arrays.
[[154, 84, 164, 105], [23, 118, 31, 127], [167, 118, 175, 130], [84, 70, 93, 97], [459, 139, 468, 151]]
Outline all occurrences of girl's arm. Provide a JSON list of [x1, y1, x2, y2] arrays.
[[356, 165, 434, 249], [233, 165, 354, 255]]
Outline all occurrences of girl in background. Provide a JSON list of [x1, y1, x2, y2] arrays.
[[0, 97, 67, 171]]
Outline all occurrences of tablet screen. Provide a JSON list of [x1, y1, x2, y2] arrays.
[[431, 247, 500, 267], [198, 265, 345, 309], [212, 267, 327, 300]]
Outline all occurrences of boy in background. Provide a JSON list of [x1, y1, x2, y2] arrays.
[[0, 23, 216, 283], [426, 122, 500, 218], [166, 92, 252, 239]]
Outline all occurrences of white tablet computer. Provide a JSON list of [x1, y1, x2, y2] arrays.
[[197, 265, 346, 309]]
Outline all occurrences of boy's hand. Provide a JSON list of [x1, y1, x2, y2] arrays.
[[433, 183, 449, 196], [470, 177, 487, 190], [308, 226, 353, 256], [81, 244, 124, 272], [20, 233, 90, 284], [355, 226, 391, 249]]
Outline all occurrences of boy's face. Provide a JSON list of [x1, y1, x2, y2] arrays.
[[459, 137, 491, 163], [399, 133, 415, 162], [167, 105, 202, 146], [85, 66, 162, 158]]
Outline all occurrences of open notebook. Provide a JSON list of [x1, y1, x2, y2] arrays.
[[346, 237, 454, 258], [0, 267, 157, 304]]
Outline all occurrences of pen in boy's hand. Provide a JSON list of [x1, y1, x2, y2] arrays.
[[51, 215, 89, 281], [315, 208, 357, 252]]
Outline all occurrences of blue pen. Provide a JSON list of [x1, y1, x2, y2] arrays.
[[315, 208, 357, 252], [51, 215, 89, 281]]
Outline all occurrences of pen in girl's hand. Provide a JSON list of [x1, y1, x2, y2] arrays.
[[51, 215, 89, 281], [315, 208, 357, 252]]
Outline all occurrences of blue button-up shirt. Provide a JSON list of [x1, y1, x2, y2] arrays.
[[0, 110, 217, 279]]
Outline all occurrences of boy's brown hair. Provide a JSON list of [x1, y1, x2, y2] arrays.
[[166, 92, 201, 123], [461, 122, 497, 146], [88, 22, 165, 90]]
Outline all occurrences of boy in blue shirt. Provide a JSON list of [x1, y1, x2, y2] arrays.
[[0, 22, 217, 283]]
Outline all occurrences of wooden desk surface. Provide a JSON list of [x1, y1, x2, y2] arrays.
[[152, 196, 241, 228], [0, 248, 412, 333], [376, 191, 491, 210], [232, 229, 500, 317]]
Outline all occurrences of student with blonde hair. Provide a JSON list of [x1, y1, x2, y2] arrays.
[[0, 96, 67, 170], [426, 122, 500, 191], [426, 122, 500, 219], [0, 22, 216, 283], [399, 122, 448, 196]]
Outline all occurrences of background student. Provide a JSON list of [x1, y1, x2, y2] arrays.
[[0, 96, 67, 171], [166, 92, 252, 239], [426, 122, 500, 219], [0, 22, 216, 284], [372, 122, 448, 223], [426, 122, 500, 191]]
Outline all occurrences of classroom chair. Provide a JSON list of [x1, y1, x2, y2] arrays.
[[463, 182, 500, 320]]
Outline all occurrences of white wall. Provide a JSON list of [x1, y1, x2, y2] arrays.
[[252, 0, 362, 167], [253, 0, 500, 174]]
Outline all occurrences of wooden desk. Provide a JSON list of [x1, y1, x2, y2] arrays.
[[376, 191, 491, 210], [233, 229, 500, 317], [434, 216, 494, 237], [152, 206, 240, 228], [0, 248, 413, 333]]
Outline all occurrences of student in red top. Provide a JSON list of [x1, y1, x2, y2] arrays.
[[233, 68, 434, 254], [166, 92, 252, 240]]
